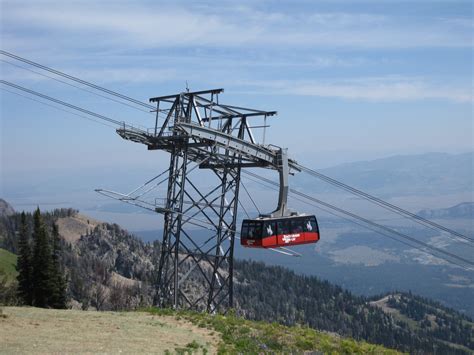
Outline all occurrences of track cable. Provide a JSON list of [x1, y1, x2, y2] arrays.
[[243, 170, 473, 269], [295, 164, 474, 245]]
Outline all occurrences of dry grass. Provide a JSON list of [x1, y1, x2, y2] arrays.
[[0, 307, 219, 354], [56, 214, 100, 244]]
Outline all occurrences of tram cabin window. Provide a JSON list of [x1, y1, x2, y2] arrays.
[[263, 221, 276, 237], [304, 216, 318, 233], [242, 221, 263, 239], [241, 222, 249, 239], [277, 220, 290, 234], [291, 219, 304, 233]]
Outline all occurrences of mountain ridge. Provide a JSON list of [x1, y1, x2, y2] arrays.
[[297, 151, 473, 197], [418, 202, 474, 219]]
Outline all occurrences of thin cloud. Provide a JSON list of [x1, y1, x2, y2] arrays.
[[1, 59, 177, 84], [69, 68, 178, 84], [238, 77, 473, 103], [2, 2, 471, 50]]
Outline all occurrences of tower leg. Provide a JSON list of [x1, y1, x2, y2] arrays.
[[155, 156, 240, 312]]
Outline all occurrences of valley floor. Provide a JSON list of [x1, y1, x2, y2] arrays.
[[0, 307, 219, 354]]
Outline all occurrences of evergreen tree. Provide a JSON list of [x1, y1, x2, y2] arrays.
[[49, 223, 67, 309], [16, 212, 33, 305], [31, 208, 53, 308]]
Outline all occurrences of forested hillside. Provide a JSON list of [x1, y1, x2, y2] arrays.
[[235, 260, 473, 354], [375, 293, 473, 349], [0, 205, 472, 354]]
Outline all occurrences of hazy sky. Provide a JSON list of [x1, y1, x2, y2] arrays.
[[1, 0, 472, 213]]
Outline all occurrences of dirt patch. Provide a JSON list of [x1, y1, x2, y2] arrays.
[[110, 272, 140, 288], [56, 214, 100, 244], [0, 307, 219, 354], [369, 294, 401, 315]]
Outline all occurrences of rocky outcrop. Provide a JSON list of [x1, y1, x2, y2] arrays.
[[61, 219, 159, 311], [0, 199, 15, 217]]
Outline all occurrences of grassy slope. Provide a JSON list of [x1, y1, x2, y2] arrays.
[[0, 307, 218, 354], [146, 308, 402, 354], [0, 306, 401, 354], [0, 248, 17, 282]]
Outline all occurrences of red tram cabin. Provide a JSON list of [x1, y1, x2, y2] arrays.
[[240, 215, 320, 248]]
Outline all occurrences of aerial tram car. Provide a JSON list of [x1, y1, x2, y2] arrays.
[[241, 215, 319, 248], [240, 149, 320, 249]]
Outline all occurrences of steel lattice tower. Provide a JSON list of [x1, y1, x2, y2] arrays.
[[101, 88, 298, 312]]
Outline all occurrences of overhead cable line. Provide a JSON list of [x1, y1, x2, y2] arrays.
[[0, 50, 156, 110], [240, 180, 261, 215], [296, 164, 474, 244], [0, 88, 117, 129], [1, 59, 156, 115], [243, 170, 473, 269], [242, 172, 446, 262], [97, 180, 299, 258], [281, 177, 474, 268], [244, 171, 472, 269], [1, 80, 125, 127]]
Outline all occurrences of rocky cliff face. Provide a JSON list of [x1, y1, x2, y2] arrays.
[[0, 199, 15, 217], [54, 213, 159, 310], [55, 212, 210, 311]]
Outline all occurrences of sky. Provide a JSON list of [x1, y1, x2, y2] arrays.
[[0, 0, 473, 221]]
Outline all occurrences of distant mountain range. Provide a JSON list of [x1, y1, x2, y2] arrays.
[[418, 202, 474, 219], [297, 152, 473, 197]]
